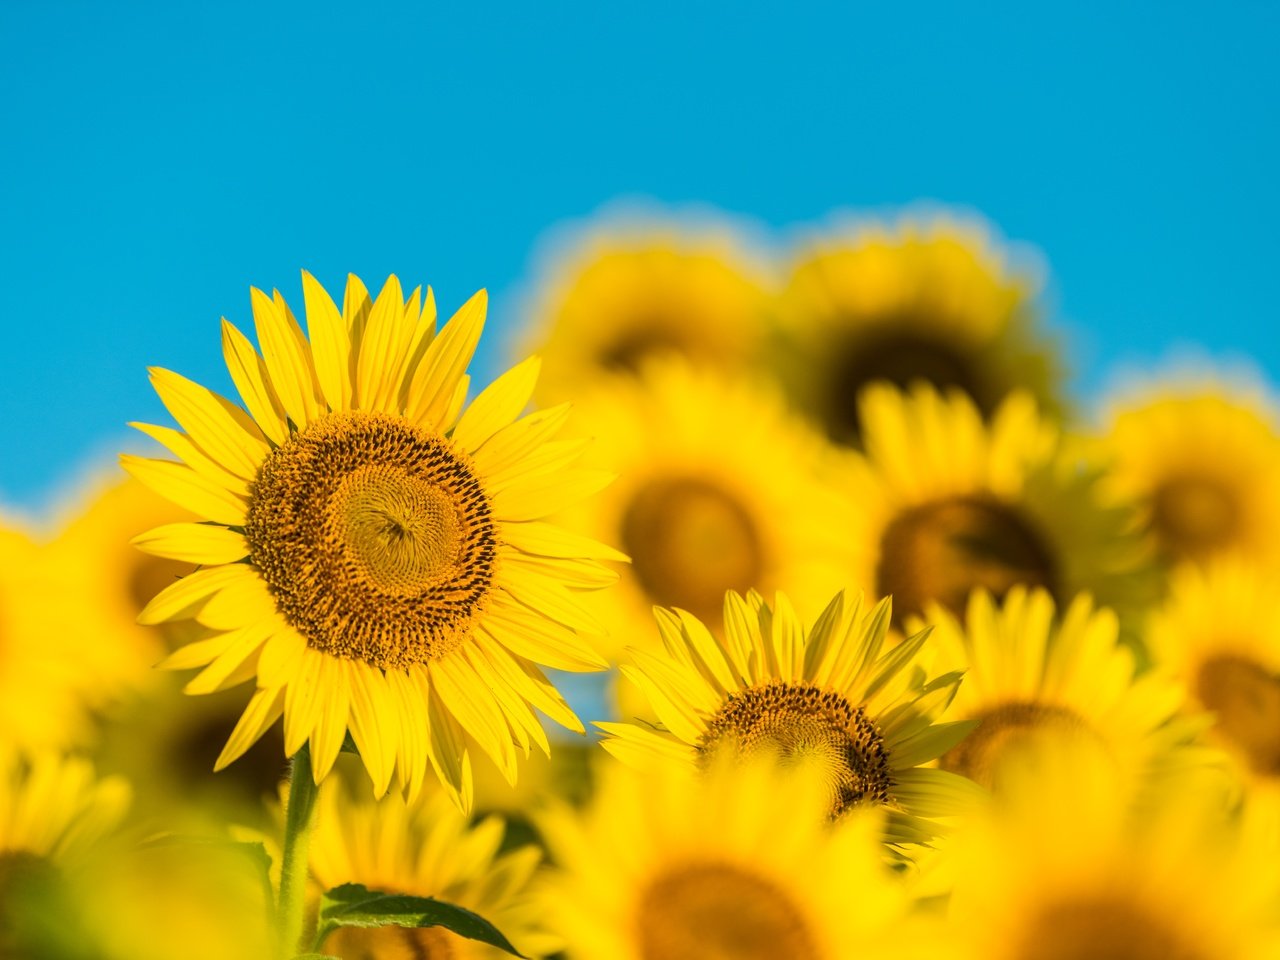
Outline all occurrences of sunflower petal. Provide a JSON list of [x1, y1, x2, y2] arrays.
[[452, 356, 541, 453], [302, 270, 350, 412], [131, 522, 248, 565]]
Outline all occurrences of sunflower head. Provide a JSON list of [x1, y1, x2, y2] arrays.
[[124, 272, 616, 809], [522, 218, 772, 403], [599, 588, 981, 844], [775, 215, 1061, 445]]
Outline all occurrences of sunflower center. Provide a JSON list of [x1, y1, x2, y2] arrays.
[[826, 326, 991, 444], [1150, 475, 1239, 561], [1196, 654, 1280, 776], [1017, 895, 1206, 960], [697, 681, 891, 814], [327, 922, 458, 960], [877, 495, 1057, 628], [940, 701, 1089, 788], [620, 476, 763, 629], [245, 411, 497, 669], [638, 862, 820, 960], [599, 322, 688, 373]]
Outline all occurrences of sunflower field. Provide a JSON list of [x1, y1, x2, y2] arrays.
[[2, 203, 1279, 960]]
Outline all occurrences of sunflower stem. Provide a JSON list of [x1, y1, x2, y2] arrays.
[[277, 743, 318, 959]]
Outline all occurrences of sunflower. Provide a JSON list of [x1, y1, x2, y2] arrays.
[[50, 477, 285, 827], [1094, 382, 1280, 568], [308, 766, 558, 960], [0, 520, 111, 750], [538, 752, 916, 960], [123, 272, 615, 810], [933, 741, 1280, 960], [0, 747, 130, 956], [912, 586, 1196, 792], [521, 218, 772, 403], [1147, 558, 1280, 794], [560, 359, 858, 656], [599, 589, 979, 843], [775, 215, 1061, 445], [846, 383, 1154, 638]]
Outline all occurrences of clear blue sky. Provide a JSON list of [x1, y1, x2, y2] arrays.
[[2, 1, 1277, 513]]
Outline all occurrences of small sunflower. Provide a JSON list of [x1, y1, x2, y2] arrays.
[[1095, 382, 1280, 568], [1147, 558, 1280, 793], [538, 752, 914, 960], [599, 589, 979, 843], [561, 359, 858, 653], [124, 272, 615, 810], [912, 587, 1194, 792], [522, 219, 771, 403], [935, 743, 1280, 960], [775, 215, 1061, 445], [846, 383, 1154, 637], [308, 770, 557, 960]]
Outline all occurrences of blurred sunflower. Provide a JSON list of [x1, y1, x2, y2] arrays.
[[599, 589, 978, 843], [847, 384, 1153, 636], [936, 742, 1280, 960], [914, 587, 1195, 792], [538, 753, 914, 960], [522, 220, 772, 403], [49, 477, 287, 826], [776, 216, 1060, 445], [0, 521, 107, 750], [561, 360, 856, 653], [0, 747, 130, 957], [124, 272, 614, 810], [309, 770, 557, 960], [1095, 383, 1280, 568], [1147, 558, 1280, 793]]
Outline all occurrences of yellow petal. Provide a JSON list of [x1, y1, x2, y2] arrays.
[[128, 423, 249, 497], [221, 319, 288, 446], [345, 660, 394, 796], [283, 647, 325, 756], [251, 286, 318, 428], [490, 468, 615, 522], [451, 356, 541, 453], [135, 564, 253, 624], [131, 522, 249, 565], [121, 450, 244, 527], [470, 634, 583, 733], [355, 275, 407, 413], [310, 655, 352, 783], [148, 367, 269, 479], [404, 290, 486, 429], [430, 656, 516, 782], [302, 270, 350, 411], [184, 621, 274, 694], [500, 520, 628, 563], [257, 625, 307, 690], [471, 404, 571, 477], [426, 685, 475, 815], [214, 686, 285, 772]]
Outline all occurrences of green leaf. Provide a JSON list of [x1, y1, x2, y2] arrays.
[[314, 883, 526, 957]]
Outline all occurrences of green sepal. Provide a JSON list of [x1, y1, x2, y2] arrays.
[[313, 882, 526, 957]]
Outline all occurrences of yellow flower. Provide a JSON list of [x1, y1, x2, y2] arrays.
[[1148, 558, 1280, 794], [776, 215, 1060, 445], [846, 384, 1153, 636], [599, 589, 978, 843], [934, 744, 1280, 960], [1096, 383, 1280, 568], [560, 359, 858, 653], [309, 769, 557, 960], [0, 520, 111, 750], [538, 753, 914, 960], [523, 220, 771, 403], [124, 272, 615, 810], [914, 587, 1195, 792]]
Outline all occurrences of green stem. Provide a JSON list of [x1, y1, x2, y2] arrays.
[[277, 743, 319, 959]]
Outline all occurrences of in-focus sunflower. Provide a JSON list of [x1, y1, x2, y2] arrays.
[[934, 742, 1280, 960], [1147, 558, 1280, 794], [775, 215, 1061, 445], [538, 752, 914, 960], [845, 384, 1154, 637], [522, 218, 771, 403], [308, 766, 557, 960], [1095, 382, 1280, 568], [561, 359, 857, 653], [913, 587, 1195, 792], [0, 521, 110, 750], [599, 589, 978, 844], [124, 272, 615, 810]]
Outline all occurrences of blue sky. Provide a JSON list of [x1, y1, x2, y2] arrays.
[[2, 1, 1277, 513]]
